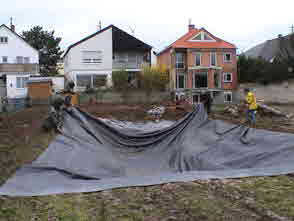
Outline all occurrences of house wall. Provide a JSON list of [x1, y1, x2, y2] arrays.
[[0, 26, 39, 65], [6, 74, 30, 99], [64, 28, 112, 73], [186, 49, 237, 90], [157, 49, 174, 89], [64, 28, 113, 90]]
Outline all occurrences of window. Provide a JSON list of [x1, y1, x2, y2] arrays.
[[93, 75, 107, 87], [77, 75, 92, 87], [190, 32, 215, 42], [193, 94, 200, 104], [16, 77, 29, 88], [223, 72, 232, 83], [114, 53, 128, 63], [16, 56, 24, 64], [192, 33, 202, 40], [176, 72, 186, 89], [193, 71, 208, 88], [2, 56, 8, 63], [214, 71, 221, 88], [204, 33, 213, 41], [24, 57, 30, 63], [82, 51, 102, 63], [176, 53, 185, 69], [195, 53, 201, 66], [223, 53, 232, 62], [77, 74, 107, 88], [128, 53, 137, 63], [210, 52, 217, 66], [224, 92, 232, 103], [0, 36, 8, 43]]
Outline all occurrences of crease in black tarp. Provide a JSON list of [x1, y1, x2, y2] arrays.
[[1, 104, 294, 196]]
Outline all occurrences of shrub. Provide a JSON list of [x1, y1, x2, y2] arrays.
[[112, 69, 129, 91], [139, 64, 169, 91]]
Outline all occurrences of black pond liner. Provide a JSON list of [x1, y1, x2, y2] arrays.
[[1, 104, 294, 196]]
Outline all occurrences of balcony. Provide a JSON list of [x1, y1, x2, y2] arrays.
[[0, 63, 39, 73], [113, 61, 145, 70]]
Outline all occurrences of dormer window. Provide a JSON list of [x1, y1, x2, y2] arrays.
[[0, 36, 8, 44], [190, 32, 216, 42]]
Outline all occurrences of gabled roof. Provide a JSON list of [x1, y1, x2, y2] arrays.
[[243, 34, 294, 61], [0, 24, 39, 53], [158, 27, 236, 55], [63, 25, 152, 58]]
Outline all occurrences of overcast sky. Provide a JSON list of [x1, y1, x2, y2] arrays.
[[1, 0, 293, 54]]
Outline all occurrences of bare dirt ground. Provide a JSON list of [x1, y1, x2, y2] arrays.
[[1, 103, 294, 220]]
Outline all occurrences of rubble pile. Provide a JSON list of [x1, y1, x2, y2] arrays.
[[223, 104, 245, 117], [147, 106, 166, 121]]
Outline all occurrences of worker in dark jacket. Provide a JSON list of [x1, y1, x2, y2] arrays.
[[203, 93, 213, 114]]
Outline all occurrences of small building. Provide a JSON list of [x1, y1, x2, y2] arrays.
[[27, 79, 53, 104], [157, 23, 238, 104]]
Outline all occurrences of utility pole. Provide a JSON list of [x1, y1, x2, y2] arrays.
[[291, 25, 294, 34]]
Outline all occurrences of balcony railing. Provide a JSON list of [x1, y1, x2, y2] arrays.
[[0, 63, 39, 73], [113, 62, 145, 70]]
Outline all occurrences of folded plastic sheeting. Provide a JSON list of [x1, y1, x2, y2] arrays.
[[1, 104, 294, 196]]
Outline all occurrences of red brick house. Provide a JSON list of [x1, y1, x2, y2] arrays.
[[157, 24, 237, 104]]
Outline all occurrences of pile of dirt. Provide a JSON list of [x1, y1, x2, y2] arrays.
[[78, 102, 188, 122]]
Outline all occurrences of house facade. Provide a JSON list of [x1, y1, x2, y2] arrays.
[[157, 24, 237, 104], [63, 25, 152, 91], [0, 23, 39, 100]]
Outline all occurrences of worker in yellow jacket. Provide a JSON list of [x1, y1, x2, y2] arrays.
[[244, 88, 258, 125]]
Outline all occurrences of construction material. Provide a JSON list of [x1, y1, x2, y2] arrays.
[[1, 104, 294, 196]]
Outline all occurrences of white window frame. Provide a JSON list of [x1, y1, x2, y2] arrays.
[[24, 57, 30, 64], [192, 94, 201, 104], [16, 77, 29, 89], [176, 72, 186, 89], [175, 53, 185, 69], [224, 91, 233, 103], [0, 36, 8, 44], [76, 74, 107, 88], [189, 32, 216, 42], [82, 51, 102, 64], [210, 52, 217, 66], [16, 56, 24, 64], [223, 53, 232, 63], [195, 53, 202, 66], [2, 56, 8, 63], [223, 72, 233, 83]]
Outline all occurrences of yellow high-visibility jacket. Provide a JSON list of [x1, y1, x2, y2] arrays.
[[246, 92, 258, 110]]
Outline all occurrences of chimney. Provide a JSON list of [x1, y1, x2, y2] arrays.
[[188, 19, 195, 31], [189, 24, 195, 31], [10, 17, 15, 32]]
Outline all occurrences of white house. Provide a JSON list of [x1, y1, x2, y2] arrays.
[[63, 25, 152, 91], [0, 23, 39, 100]]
